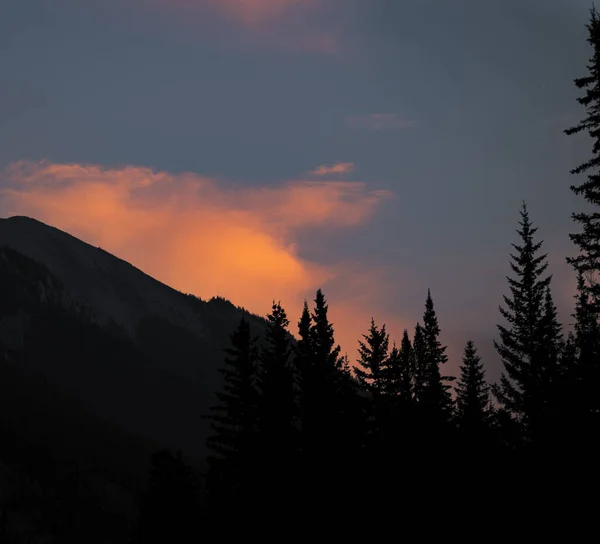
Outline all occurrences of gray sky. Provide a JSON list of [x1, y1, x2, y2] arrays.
[[0, 0, 594, 379]]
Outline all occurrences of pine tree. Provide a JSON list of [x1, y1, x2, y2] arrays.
[[355, 318, 390, 399], [205, 317, 259, 509], [565, 6, 600, 314], [311, 288, 342, 372], [297, 290, 358, 511], [574, 271, 600, 368], [295, 300, 314, 436], [573, 271, 600, 418], [258, 300, 296, 451], [455, 340, 490, 434], [385, 343, 401, 397], [492, 202, 558, 442], [420, 290, 454, 420], [308, 289, 349, 435], [386, 331, 414, 404], [256, 300, 297, 510], [412, 323, 427, 403]]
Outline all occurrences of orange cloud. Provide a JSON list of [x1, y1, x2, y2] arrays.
[[310, 162, 355, 177], [0, 160, 398, 357]]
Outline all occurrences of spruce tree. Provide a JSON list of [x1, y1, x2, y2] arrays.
[[205, 317, 259, 509], [385, 342, 401, 397], [455, 340, 490, 434], [492, 203, 558, 442], [573, 271, 600, 419], [256, 300, 297, 510], [296, 300, 314, 437], [310, 288, 342, 372], [420, 290, 454, 420], [308, 289, 349, 441], [355, 318, 390, 399], [386, 331, 414, 404], [412, 323, 427, 404], [565, 6, 600, 313], [258, 300, 296, 451]]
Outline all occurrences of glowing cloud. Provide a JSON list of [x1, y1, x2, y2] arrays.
[[310, 162, 355, 177], [141, 0, 339, 53], [205, 0, 315, 26], [0, 161, 397, 355]]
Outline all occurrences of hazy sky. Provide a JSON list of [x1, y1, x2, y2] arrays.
[[0, 0, 595, 379]]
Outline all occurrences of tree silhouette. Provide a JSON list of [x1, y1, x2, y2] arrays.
[[205, 317, 260, 514], [420, 290, 454, 421], [492, 203, 559, 444], [355, 318, 389, 400], [455, 340, 490, 435], [565, 6, 600, 313], [571, 271, 600, 427], [256, 301, 297, 510], [298, 290, 349, 458], [412, 323, 427, 404], [386, 330, 414, 404]]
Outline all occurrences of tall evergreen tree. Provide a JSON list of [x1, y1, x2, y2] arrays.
[[572, 271, 600, 419], [296, 300, 314, 434], [355, 318, 390, 399], [258, 301, 296, 452], [412, 323, 427, 404], [420, 290, 454, 419], [386, 330, 414, 404], [492, 203, 558, 442], [205, 317, 259, 509], [256, 301, 297, 512], [455, 341, 490, 434], [565, 6, 600, 314], [310, 288, 342, 372]]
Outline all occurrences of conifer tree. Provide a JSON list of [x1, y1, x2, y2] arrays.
[[492, 203, 558, 442], [311, 288, 342, 372], [385, 342, 401, 396], [386, 331, 414, 404], [308, 289, 350, 436], [574, 271, 600, 368], [412, 323, 427, 403], [420, 290, 454, 419], [258, 301, 296, 453], [565, 6, 600, 313], [256, 301, 297, 513], [573, 271, 600, 418], [455, 340, 490, 434], [296, 300, 314, 433], [205, 317, 259, 509], [355, 318, 390, 399]]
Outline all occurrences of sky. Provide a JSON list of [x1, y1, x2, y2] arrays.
[[0, 0, 595, 380]]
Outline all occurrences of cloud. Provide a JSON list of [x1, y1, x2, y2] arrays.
[[140, 0, 340, 54], [347, 113, 417, 131], [205, 0, 316, 27], [310, 162, 355, 177], [0, 160, 396, 356]]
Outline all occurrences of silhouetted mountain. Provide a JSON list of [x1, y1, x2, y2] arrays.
[[0, 216, 271, 465]]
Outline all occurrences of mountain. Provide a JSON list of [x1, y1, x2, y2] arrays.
[[0, 216, 271, 465]]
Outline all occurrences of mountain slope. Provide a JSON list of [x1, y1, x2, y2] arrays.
[[0, 216, 271, 464]]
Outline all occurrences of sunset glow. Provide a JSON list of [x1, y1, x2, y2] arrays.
[[0, 160, 405, 355]]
